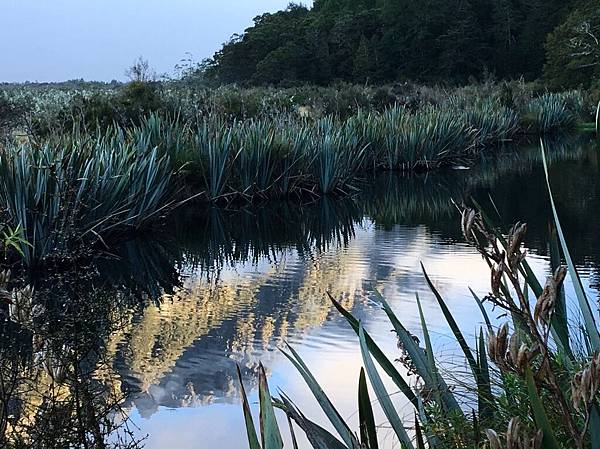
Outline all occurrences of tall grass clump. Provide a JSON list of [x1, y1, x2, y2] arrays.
[[275, 122, 313, 196], [379, 106, 408, 170], [460, 100, 520, 147], [232, 119, 289, 197], [238, 141, 600, 449], [129, 113, 192, 170], [0, 134, 173, 266], [344, 108, 390, 169], [193, 118, 238, 200], [310, 117, 367, 194], [387, 106, 476, 170], [526, 93, 578, 133]]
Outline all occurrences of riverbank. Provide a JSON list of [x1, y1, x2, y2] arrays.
[[0, 83, 596, 268]]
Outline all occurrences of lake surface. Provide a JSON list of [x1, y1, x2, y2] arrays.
[[5, 135, 600, 448]]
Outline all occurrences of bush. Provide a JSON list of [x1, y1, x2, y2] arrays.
[[0, 91, 31, 136]]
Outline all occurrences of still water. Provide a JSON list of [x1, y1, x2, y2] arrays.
[[5, 136, 600, 448]]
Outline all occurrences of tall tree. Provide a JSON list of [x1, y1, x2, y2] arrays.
[[545, 0, 600, 88], [438, 0, 488, 81]]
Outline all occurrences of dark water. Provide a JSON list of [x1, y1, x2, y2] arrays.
[[3, 135, 600, 448]]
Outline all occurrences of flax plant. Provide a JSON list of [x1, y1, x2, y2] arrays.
[[0, 133, 173, 266]]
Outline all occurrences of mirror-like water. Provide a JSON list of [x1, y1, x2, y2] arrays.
[[3, 136, 600, 449]]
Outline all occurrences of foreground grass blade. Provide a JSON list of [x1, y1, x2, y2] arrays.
[[280, 344, 359, 448], [591, 403, 600, 449], [359, 324, 415, 449], [415, 293, 444, 407], [372, 290, 433, 384], [372, 290, 461, 413], [421, 263, 479, 381], [548, 221, 573, 357], [526, 368, 560, 449], [329, 293, 420, 410], [415, 294, 437, 378], [414, 413, 426, 449], [469, 288, 493, 333], [541, 140, 600, 350], [358, 368, 379, 449], [237, 365, 261, 449], [258, 363, 284, 449], [276, 394, 349, 449], [477, 329, 494, 424], [596, 100, 600, 135]]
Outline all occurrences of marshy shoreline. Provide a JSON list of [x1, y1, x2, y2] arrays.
[[0, 82, 595, 270]]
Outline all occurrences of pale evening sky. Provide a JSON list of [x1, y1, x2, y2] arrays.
[[0, 0, 313, 83]]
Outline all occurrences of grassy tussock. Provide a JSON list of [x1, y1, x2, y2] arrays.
[[0, 133, 173, 266], [134, 99, 545, 201]]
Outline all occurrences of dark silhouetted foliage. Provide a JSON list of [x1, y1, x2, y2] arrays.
[[200, 0, 584, 86]]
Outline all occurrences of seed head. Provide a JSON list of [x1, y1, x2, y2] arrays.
[[461, 208, 477, 242], [486, 429, 503, 449], [491, 261, 506, 297], [533, 267, 567, 326], [507, 223, 527, 271], [572, 352, 600, 412]]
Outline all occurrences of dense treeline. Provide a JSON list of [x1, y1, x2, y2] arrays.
[[200, 0, 599, 88]]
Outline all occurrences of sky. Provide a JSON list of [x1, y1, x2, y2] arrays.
[[0, 0, 312, 83]]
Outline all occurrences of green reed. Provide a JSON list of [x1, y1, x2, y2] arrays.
[[526, 93, 578, 133], [0, 132, 173, 266]]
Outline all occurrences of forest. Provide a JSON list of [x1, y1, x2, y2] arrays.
[[200, 0, 600, 88]]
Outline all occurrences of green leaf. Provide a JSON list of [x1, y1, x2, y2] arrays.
[[237, 365, 261, 449], [359, 324, 414, 449], [541, 139, 600, 351], [421, 263, 479, 382], [414, 413, 426, 449], [548, 220, 573, 358], [526, 368, 560, 449], [472, 409, 480, 449], [469, 288, 493, 333], [358, 368, 379, 449], [372, 289, 461, 414], [280, 344, 359, 448], [415, 293, 445, 410], [591, 403, 600, 449], [276, 394, 349, 449], [329, 293, 420, 410], [477, 329, 493, 424], [258, 363, 283, 449], [415, 293, 437, 378]]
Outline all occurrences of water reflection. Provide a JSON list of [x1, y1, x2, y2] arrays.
[[2, 134, 599, 449], [0, 270, 145, 448]]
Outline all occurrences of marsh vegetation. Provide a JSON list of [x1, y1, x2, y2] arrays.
[[0, 81, 596, 269]]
